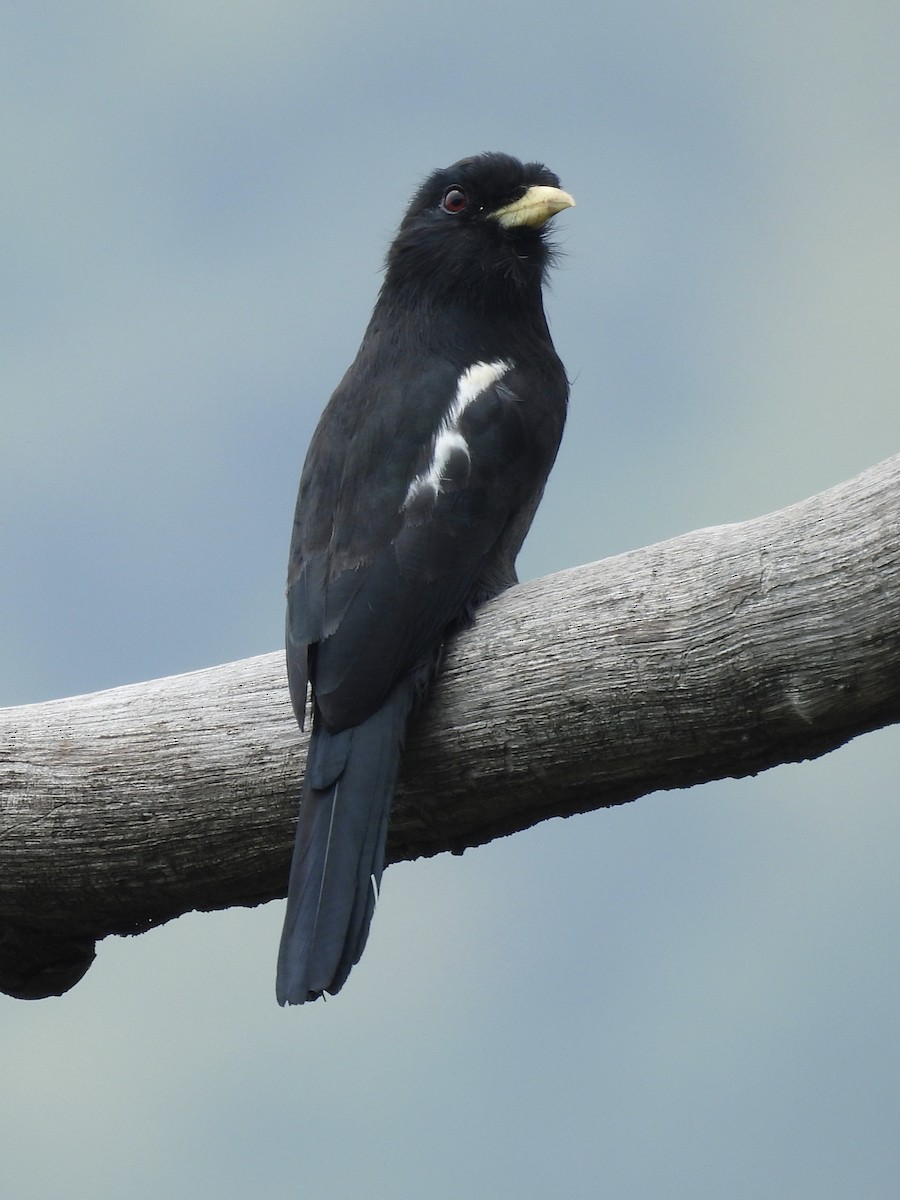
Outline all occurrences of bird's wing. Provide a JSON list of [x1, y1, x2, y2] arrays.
[[287, 356, 565, 732]]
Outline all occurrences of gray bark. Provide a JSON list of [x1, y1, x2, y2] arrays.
[[2, 453, 898, 999]]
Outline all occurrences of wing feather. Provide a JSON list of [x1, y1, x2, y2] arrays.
[[290, 365, 564, 731]]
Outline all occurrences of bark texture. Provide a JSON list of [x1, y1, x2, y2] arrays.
[[2, 454, 898, 998]]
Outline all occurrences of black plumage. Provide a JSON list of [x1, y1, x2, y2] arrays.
[[277, 152, 574, 1004]]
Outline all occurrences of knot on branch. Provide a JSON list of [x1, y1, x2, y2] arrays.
[[0, 923, 96, 1000]]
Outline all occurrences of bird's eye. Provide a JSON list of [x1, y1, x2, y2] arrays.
[[441, 187, 469, 214]]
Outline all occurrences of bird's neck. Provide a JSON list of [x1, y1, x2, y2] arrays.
[[370, 280, 554, 365]]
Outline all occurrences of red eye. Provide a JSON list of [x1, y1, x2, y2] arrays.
[[441, 186, 468, 214]]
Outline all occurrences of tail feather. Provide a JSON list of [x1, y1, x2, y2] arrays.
[[276, 679, 415, 1005]]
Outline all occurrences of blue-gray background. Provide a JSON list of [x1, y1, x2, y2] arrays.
[[3, 4, 900, 1197]]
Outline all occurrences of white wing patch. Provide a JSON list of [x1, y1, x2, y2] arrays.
[[403, 358, 513, 508]]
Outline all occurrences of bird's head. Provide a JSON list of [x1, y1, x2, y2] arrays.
[[384, 152, 574, 312]]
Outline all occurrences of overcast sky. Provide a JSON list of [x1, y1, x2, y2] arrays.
[[3, 3, 900, 1197]]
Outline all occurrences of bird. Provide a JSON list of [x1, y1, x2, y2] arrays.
[[277, 152, 574, 1005]]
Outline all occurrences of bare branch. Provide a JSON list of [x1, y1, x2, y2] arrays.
[[2, 453, 898, 998]]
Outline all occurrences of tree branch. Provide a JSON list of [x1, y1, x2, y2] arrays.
[[2, 454, 899, 998]]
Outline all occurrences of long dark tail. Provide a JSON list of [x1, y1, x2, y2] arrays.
[[276, 679, 415, 1005]]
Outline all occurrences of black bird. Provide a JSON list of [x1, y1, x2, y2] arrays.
[[277, 152, 574, 1005]]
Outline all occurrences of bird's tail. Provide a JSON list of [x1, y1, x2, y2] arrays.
[[276, 679, 415, 1005]]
